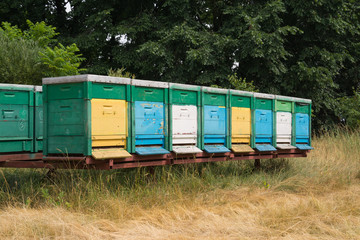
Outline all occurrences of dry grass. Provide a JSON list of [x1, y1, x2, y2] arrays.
[[0, 128, 359, 239], [1, 186, 359, 239]]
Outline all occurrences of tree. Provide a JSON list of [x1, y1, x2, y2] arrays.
[[0, 20, 85, 84], [279, 0, 360, 128], [0, 0, 359, 129]]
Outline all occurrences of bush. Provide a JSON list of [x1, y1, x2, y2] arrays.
[[0, 32, 43, 85]]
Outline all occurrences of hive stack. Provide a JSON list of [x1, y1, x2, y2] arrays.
[[0, 84, 43, 153], [43, 75, 131, 159], [41, 74, 313, 159]]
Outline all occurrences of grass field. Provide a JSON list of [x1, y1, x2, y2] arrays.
[[0, 128, 359, 239]]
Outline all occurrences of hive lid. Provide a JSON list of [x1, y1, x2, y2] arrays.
[[276, 144, 296, 150], [293, 97, 312, 104], [254, 93, 275, 99], [132, 79, 169, 88], [135, 146, 170, 155], [43, 74, 131, 85], [230, 89, 254, 97], [92, 148, 131, 159], [276, 95, 294, 102], [231, 144, 255, 153], [34, 86, 43, 92], [172, 145, 202, 154], [202, 86, 228, 94], [296, 144, 314, 150], [169, 83, 200, 91], [204, 145, 230, 153], [0, 83, 35, 91], [255, 144, 277, 152]]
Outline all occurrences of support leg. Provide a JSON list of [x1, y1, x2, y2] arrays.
[[254, 159, 261, 171]]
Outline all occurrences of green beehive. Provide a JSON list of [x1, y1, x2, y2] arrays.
[[43, 75, 132, 158], [0, 83, 35, 153]]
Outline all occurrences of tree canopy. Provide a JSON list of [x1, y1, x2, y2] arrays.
[[0, 0, 359, 129]]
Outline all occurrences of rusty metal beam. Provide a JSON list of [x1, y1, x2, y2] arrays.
[[0, 161, 50, 169], [0, 153, 43, 162]]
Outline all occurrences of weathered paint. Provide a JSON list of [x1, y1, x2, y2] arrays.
[[134, 101, 165, 146], [131, 83, 169, 154], [204, 105, 227, 145], [91, 99, 127, 147], [276, 111, 292, 144], [231, 107, 251, 144], [172, 105, 197, 144]]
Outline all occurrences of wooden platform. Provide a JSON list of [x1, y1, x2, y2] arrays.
[[0, 149, 309, 170]]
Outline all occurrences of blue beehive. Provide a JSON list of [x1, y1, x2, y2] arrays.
[[253, 93, 277, 151], [294, 97, 313, 150], [201, 87, 230, 153], [131, 79, 170, 155]]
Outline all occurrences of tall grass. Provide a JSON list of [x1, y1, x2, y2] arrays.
[[0, 128, 359, 239]]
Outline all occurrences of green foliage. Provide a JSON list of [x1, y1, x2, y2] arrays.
[[108, 67, 135, 79], [228, 73, 258, 92], [0, 20, 85, 83], [40, 43, 86, 77], [0, 22, 23, 39], [0, 31, 43, 85], [337, 89, 360, 129], [211, 73, 259, 91], [0, 20, 58, 47], [24, 20, 58, 47]]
